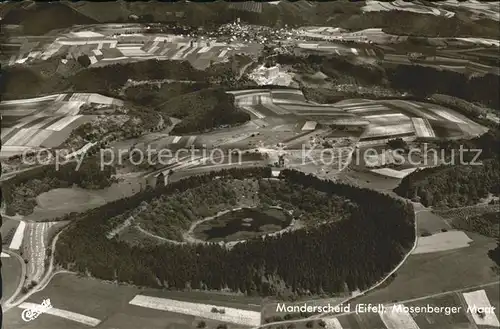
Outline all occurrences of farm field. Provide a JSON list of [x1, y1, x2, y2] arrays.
[[348, 233, 499, 308], [0, 254, 22, 304], [25, 172, 145, 221], [318, 284, 500, 329], [1, 273, 261, 329], [362, 0, 455, 18], [413, 230, 473, 254], [0, 93, 123, 159], [228, 90, 485, 150], [4, 30, 262, 70], [414, 209, 451, 236]]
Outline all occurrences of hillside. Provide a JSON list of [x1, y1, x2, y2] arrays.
[[1, 2, 97, 35], [394, 158, 500, 207], [157, 88, 250, 134], [3, 1, 499, 38]]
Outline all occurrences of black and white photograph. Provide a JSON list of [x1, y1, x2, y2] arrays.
[[0, 1, 499, 328]]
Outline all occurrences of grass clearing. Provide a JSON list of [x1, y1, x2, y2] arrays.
[[415, 210, 451, 235], [0, 255, 22, 303], [413, 230, 473, 254], [129, 295, 261, 326]]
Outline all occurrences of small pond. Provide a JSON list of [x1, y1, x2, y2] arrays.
[[192, 207, 292, 243]]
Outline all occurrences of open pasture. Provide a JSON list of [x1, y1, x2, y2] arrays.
[[413, 230, 473, 254], [349, 233, 499, 308], [6, 273, 260, 329]]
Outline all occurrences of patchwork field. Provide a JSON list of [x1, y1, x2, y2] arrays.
[[2, 273, 261, 329], [320, 284, 500, 329], [362, 0, 455, 18], [5, 30, 262, 70], [0, 93, 123, 158]]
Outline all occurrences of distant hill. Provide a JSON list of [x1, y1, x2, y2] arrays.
[[2, 1, 499, 38], [1, 2, 97, 35]]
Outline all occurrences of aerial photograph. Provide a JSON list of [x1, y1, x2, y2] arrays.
[[0, 0, 499, 328]]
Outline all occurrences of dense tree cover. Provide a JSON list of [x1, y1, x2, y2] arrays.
[[55, 168, 414, 297], [132, 179, 257, 241], [428, 94, 487, 120], [125, 177, 354, 241], [489, 242, 500, 267], [2, 158, 115, 216], [394, 159, 500, 208], [77, 55, 91, 68], [451, 211, 499, 239], [70, 60, 206, 94], [277, 54, 499, 111], [386, 66, 499, 110], [124, 82, 209, 107], [157, 88, 250, 134]]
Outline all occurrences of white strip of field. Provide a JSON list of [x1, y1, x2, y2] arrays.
[[241, 106, 265, 119], [414, 231, 472, 254], [260, 95, 289, 115], [218, 49, 229, 58], [71, 31, 104, 38], [411, 117, 435, 138], [427, 108, 466, 124], [26, 130, 52, 147], [271, 89, 305, 96], [198, 46, 211, 53], [370, 168, 410, 179], [324, 318, 344, 329], [45, 115, 82, 131], [18, 303, 101, 327], [56, 102, 83, 115], [13, 129, 42, 146], [9, 221, 26, 250], [1, 252, 10, 258], [334, 100, 375, 108], [302, 121, 318, 131], [379, 305, 420, 329], [4, 128, 38, 146], [345, 105, 390, 113], [462, 290, 500, 327], [364, 123, 414, 136], [363, 113, 408, 120], [0, 94, 61, 105], [129, 295, 261, 326]]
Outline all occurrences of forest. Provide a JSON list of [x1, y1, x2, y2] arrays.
[[275, 54, 499, 111], [113, 176, 355, 241], [2, 157, 115, 216], [394, 158, 499, 208], [55, 168, 415, 298], [156, 88, 250, 134], [395, 129, 500, 208]]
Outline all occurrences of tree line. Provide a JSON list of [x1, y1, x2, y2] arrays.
[[55, 167, 415, 298], [2, 157, 115, 216], [395, 130, 500, 208]]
